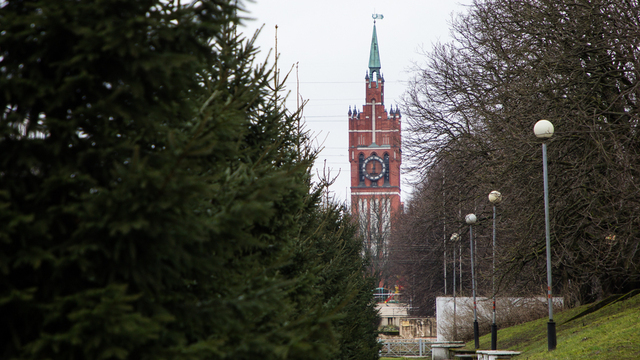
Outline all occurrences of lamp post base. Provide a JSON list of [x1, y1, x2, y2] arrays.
[[491, 323, 498, 350], [474, 320, 479, 349], [548, 320, 556, 351]]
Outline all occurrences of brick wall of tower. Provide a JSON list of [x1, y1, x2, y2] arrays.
[[349, 74, 402, 220], [365, 76, 384, 105]]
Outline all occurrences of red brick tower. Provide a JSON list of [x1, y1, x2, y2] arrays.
[[349, 18, 401, 273]]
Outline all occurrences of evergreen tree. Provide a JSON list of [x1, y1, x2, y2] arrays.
[[1, 1, 227, 358], [309, 204, 381, 360], [1, 1, 380, 359], [287, 196, 381, 360]]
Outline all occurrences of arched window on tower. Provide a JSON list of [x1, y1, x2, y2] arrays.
[[358, 153, 365, 186], [369, 152, 378, 187], [384, 153, 390, 186]]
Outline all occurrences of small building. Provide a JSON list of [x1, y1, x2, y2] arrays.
[[377, 302, 408, 328], [377, 302, 436, 339]]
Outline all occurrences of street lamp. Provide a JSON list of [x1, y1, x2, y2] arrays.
[[488, 190, 502, 350], [465, 213, 479, 349], [534, 119, 556, 351], [450, 232, 460, 341]]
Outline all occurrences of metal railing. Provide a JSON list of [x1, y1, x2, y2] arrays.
[[379, 339, 432, 357]]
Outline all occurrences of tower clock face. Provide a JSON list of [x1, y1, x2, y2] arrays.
[[362, 155, 386, 181]]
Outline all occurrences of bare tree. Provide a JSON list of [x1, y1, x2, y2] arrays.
[[354, 193, 396, 287], [400, 0, 640, 308]]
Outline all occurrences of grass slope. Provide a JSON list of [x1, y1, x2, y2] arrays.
[[466, 291, 640, 359]]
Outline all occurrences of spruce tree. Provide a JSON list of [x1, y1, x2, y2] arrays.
[[287, 195, 381, 360], [1, 1, 380, 359]]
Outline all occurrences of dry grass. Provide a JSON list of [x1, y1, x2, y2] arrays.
[[439, 297, 562, 342]]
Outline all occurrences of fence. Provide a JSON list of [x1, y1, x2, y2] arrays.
[[379, 339, 432, 357]]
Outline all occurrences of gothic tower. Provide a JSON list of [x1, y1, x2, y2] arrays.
[[349, 19, 402, 279]]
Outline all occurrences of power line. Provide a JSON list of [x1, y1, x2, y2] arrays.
[[283, 81, 406, 84]]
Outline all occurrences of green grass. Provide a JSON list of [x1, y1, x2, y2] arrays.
[[461, 291, 640, 359]]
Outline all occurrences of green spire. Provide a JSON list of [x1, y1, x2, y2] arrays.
[[368, 23, 381, 79]]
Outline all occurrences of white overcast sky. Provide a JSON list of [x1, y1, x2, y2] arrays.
[[240, 0, 472, 205]]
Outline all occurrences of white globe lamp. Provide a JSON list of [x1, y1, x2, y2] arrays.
[[534, 120, 554, 138], [489, 190, 502, 204], [465, 213, 477, 225]]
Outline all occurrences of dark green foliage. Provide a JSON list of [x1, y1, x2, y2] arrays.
[[290, 198, 381, 360], [0, 1, 379, 359]]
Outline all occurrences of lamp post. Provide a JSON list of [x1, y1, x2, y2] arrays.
[[488, 190, 502, 350], [465, 213, 479, 349], [534, 119, 556, 351], [451, 232, 460, 341]]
